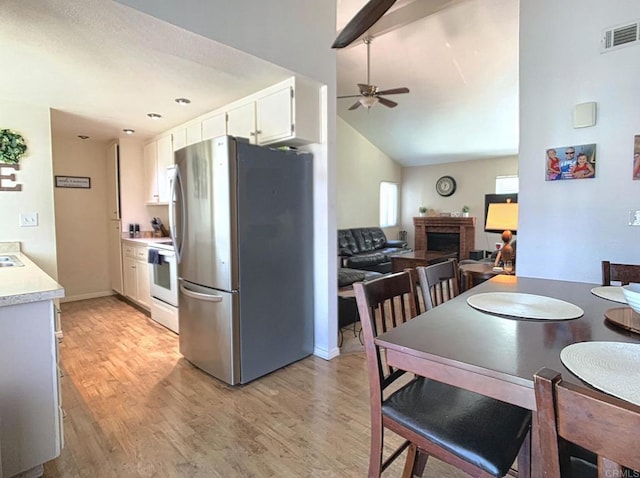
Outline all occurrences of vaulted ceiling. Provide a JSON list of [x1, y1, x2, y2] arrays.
[[0, 0, 518, 167]]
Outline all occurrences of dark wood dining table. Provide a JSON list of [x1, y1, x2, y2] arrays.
[[375, 274, 640, 477]]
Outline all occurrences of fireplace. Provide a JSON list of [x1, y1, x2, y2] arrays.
[[413, 216, 476, 260]]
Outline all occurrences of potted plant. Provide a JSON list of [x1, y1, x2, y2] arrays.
[[418, 206, 427, 217], [462, 205, 470, 217]]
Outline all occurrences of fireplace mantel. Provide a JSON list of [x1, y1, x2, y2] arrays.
[[413, 216, 476, 260]]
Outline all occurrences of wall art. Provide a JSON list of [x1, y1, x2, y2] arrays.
[[546, 143, 596, 181]]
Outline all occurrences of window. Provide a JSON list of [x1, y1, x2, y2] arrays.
[[379, 181, 399, 227], [496, 175, 519, 193]]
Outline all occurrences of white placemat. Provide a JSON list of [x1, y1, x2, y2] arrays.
[[590, 286, 626, 304], [466, 292, 584, 320], [560, 341, 640, 406]]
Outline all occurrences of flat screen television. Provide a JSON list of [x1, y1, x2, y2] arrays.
[[484, 193, 518, 233]]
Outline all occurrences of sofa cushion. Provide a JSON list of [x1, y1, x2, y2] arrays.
[[344, 252, 387, 268], [352, 228, 387, 253], [338, 229, 359, 255], [338, 268, 366, 287]]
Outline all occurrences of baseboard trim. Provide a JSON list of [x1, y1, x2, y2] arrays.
[[314, 345, 340, 360], [59, 291, 115, 303]]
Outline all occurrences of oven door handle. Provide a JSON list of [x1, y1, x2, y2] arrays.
[[179, 283, 223, 302], [157, 250, 175, 258]]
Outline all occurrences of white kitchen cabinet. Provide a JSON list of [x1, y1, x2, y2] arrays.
[[143, 134, 173, 205], [225, 77, 320, 146], [226, 102, 257, 144], [185, 122, 202, 146], [201, 112, 226, 141], [172, 128, 187, 152], [122, 243, 150, 310], [0, 299, 62, 477], [108, 221, 123, 294]]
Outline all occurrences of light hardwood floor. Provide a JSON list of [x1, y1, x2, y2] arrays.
[[44, 296, 466, 477]]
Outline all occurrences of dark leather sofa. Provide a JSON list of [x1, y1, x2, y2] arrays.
[[338, 227, 410, 273]]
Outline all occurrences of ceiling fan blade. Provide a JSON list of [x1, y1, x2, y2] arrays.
[[338, 94, 363, 99], [376, 87, 410, 96], [348, 101, 362, 110], [332, 0, 397, 49], [377, 96, 398, 108]]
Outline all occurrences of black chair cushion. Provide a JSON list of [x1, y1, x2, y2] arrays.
[[382, 378, 531, 477]]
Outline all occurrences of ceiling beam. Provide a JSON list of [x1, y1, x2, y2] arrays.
[[337, 0, 463, 49]]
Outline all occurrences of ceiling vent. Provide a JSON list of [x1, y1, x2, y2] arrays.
[[601, 21, 639, 52]]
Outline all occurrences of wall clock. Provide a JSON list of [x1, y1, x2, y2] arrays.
[[436, 175, 456, 197]]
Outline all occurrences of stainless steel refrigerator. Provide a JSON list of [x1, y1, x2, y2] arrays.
[[170, 136, 314, 385]]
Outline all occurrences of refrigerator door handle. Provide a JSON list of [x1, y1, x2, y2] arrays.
[[179, 282, 223, 302], [169, 165, 186, 263]]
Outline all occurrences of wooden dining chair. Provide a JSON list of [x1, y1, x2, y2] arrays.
[[403, 267, 426, 314], [354, 271, 532, 478], [601, 260, 640, 285], [415, 259, 460, 311], [534, 367, 640, 477]]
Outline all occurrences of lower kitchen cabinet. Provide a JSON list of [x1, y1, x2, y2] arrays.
[[0, 299, 62, 477], [122, 243, 150, 310]]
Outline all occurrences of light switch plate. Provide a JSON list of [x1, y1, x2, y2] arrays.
[[573, 102, 597, 128], [19, 212, 38, 227]]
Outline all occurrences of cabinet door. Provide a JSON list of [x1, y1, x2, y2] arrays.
[[136, 258, 150, 309], [202, 113, 226, 141], [106, 143, 120, 220], [123, 256, 137, 300], [185, 123, 202, 146], [256, 86, 292, 145], [156, 134, 173, 204], [227, 102, 256, 144], [108, 221, 123, 294], [172, 128, 187, 152], [143, 141, 158, 204]]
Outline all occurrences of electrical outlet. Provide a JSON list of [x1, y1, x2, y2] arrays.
[[19, 212, 38, 227]]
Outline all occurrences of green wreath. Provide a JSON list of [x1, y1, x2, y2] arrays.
[[0, 129, 27, 164]]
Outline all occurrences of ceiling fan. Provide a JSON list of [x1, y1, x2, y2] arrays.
[[338, 37, 409, 110], [332, 0, 397, 49]]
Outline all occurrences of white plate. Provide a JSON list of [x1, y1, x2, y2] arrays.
[[590, 286, 626, 304], [560, 341, 640, 406], [466, 292, 583, 320]]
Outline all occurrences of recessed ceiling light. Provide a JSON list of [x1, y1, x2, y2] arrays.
[[174, 98, 191, 105], [123, 129, 135, 135], [147, 113, 162, 119], [77, 135, 89, 140]]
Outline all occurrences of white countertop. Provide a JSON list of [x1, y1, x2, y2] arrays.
[[122, 236, 172, 246], [0, 251, 65, 307]]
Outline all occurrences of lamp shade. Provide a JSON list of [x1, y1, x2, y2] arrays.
[[485, 202, 518, 232], [359, 96, 379, 108]]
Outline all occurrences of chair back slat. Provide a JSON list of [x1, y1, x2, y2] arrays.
[[534, 367, 640, 477], [602, 260, 640, 285], [416, 259, 460, 311]]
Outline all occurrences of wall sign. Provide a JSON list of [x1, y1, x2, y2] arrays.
[[55, 176, 91, 189], [0, 164, 22, 192]]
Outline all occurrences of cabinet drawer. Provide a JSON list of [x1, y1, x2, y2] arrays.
[[135, 246, 147, 261], [123, 245, 136, 259]]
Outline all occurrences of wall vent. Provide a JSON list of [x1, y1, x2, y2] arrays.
[[601, 21, 640, 52]]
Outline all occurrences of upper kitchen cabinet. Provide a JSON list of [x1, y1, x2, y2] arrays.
[[201, 112, 226, 141], [144, 134, 173, 205], [226, 77, 320, 147], [226, 102, 256, 144], [172, 122, 203, 152]]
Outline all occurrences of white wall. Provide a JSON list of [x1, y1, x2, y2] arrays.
[[52, 135, 112, 300], [519, 1, 640, 283], [114, 0, 339, 359], [0, 101, 58, 279], [401, 156, 518, 251], [337, 117, 402, 237]]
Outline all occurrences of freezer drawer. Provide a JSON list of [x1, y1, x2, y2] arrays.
[[178, 279, 239, 384]]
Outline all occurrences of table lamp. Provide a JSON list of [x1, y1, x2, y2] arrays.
[[485, 199, 518, 267]]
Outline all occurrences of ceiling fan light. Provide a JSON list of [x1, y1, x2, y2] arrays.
[[359, 96, 379, 108]]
